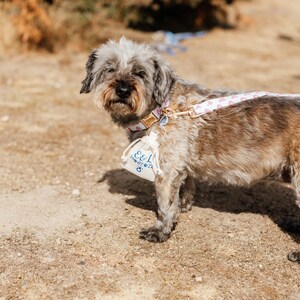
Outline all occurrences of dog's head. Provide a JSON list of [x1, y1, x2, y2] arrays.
[[80, 37, 176, 126]]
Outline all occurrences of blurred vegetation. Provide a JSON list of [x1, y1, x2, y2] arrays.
[[2, 0, 56, 51], [1, 0, 242, 52], [111, 0, 239, 32]]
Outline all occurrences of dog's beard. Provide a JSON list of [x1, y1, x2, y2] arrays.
[[93, 83, 149, 127], [131, 82, 148, 116]]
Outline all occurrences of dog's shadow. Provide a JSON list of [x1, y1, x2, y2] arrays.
[[98, 169, 300, 243]]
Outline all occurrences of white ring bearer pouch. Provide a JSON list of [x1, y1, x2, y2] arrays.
[[121, 131, 163, 182]]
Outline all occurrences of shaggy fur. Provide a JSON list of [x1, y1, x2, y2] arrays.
[[81, 38, 300, 249]]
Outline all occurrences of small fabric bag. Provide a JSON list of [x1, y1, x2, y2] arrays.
[[121, 131, 163, 182]]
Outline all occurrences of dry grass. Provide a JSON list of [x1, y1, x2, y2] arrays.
[[10, 0, 55, 51]]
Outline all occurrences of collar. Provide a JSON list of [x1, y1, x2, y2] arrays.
[[128, 98, 169, 132]]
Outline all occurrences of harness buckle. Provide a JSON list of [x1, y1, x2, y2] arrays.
[[140, 112, 160, 128], [162, 107, 199, 119], [188, 106, 199, 118]]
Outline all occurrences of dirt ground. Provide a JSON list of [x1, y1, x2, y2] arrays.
[[0, 0, 300, 299]]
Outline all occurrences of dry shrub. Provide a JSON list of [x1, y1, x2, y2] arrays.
[[11, 0, 55, 51], [113, 0, 243, 31]]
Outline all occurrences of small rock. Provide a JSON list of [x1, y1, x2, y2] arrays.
[[84, 172, 94, 177], [17, 252, 22, 257], [72, 189, 80, 196], [1, 115, 10, 122], [258, 264, 263, 269], [194, 276, 203, 282]]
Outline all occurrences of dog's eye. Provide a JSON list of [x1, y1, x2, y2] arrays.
[[135, 71, 146, 79], [106, 67, 115, 73]]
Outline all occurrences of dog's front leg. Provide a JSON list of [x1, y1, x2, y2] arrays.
[[139, 170, 186, 242]]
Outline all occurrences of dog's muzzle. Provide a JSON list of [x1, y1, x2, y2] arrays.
[[115, 81, 133, 99]]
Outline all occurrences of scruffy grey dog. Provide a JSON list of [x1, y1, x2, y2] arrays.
[[80, 38, 300, 255]]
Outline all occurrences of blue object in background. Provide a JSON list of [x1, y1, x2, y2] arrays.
[[152, 31, 206, 55]]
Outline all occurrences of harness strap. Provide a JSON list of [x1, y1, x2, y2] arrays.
[[164, 92, 300, 119], [128, 91, 300, 130]]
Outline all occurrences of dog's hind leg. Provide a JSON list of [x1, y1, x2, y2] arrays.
[[291, 164, 300, 207], [179, 176, 195, 212], [285, 143, 300, 263], [139, 170, 186, 242], [290, 140, 300, 207], [292, 174, 300, 208]]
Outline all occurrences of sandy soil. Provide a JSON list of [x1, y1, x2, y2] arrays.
[[0, 0, 299, 299]]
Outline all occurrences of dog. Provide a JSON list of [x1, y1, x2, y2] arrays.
[[80, 37, 300, 259]]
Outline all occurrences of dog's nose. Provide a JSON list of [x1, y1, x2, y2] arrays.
[[116, 81, 132, 98]]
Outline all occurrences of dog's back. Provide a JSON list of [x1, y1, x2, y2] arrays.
[[189, 96, 300, 189]]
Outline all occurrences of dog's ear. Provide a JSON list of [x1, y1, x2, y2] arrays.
[[152, 58, 176, 104], [80, 49, 98, 94]]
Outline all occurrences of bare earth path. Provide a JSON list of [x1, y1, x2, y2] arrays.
[[0, 0, 299, 298]]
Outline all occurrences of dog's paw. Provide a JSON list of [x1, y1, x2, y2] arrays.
[[139, 227, 170, 243], [180, 197, 193, 213], [180, 203, 193, 213], [287, 251, 300, 263]]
